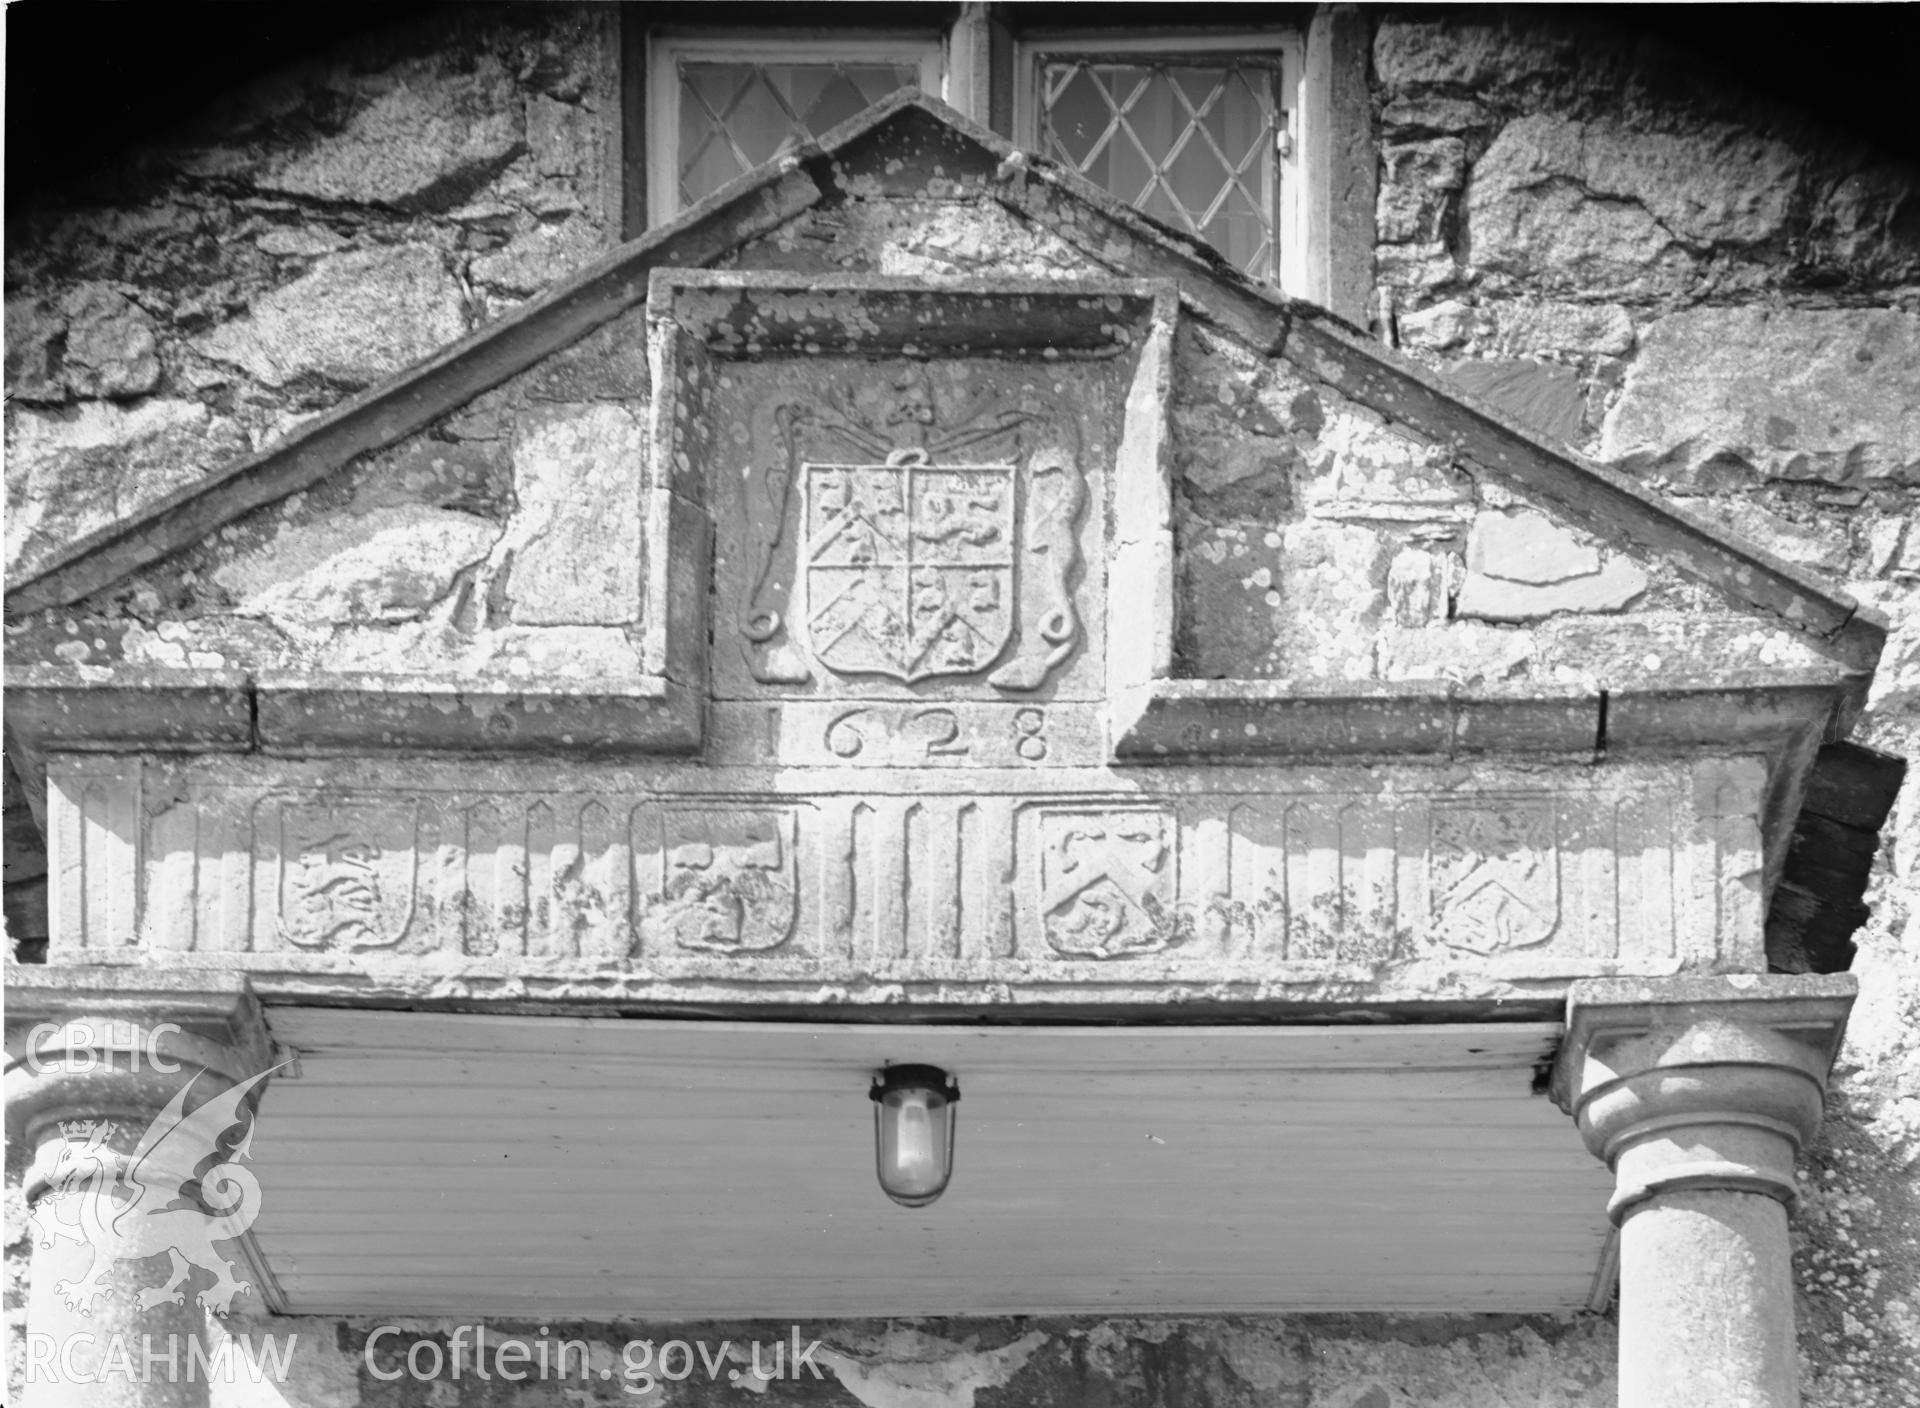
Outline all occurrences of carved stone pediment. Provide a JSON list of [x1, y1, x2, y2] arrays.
[[4, 97, 1885, 1014]]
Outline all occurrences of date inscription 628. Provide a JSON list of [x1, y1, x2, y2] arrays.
[[816, 704, 1062, 767]]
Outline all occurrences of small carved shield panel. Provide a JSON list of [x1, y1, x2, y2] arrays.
[[1033, 806, 1180, 958], [804, 451, 1016, 683], [1429, 800, 1560, 955], [271, 800, 419, 952], [656, 807, 798, 954]]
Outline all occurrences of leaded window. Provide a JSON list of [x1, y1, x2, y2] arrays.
[[1017, 38, 1299, 285], [649, 37, 942, 219]]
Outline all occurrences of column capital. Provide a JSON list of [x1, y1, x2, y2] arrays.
[[1549, 974, 1856, 1222], [3, 965, 277, 1198]]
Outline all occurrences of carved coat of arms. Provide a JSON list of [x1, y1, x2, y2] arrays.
[[741, 367, 1086, 691], [1037, 808, 1179, 958], [270, 800, 419, 952], [1429, 800, 1560, 955], [656, 808, 798, 954]]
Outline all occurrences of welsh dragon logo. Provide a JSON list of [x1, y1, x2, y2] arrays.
[[29, 1066, 279, 1317]]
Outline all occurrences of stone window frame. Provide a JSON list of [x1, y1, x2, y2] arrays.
[[620, 5, 1374, 322]]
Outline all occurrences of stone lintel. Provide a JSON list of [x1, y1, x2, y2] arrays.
[[1550, 974, 1856, 1220]]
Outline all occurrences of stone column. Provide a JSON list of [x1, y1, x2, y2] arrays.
[[4, 971, 276, 1408], [1551, 976, 1857, 1408]]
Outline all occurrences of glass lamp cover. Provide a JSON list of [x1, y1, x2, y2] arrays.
[[870, 1066, 959, 1207]]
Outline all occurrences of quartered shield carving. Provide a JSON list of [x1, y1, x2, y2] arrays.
[[805, 451, 1016, 682], [1429, 800, 1560, 955], [1037, 807, 1179, 958], [271, 799, 419, 951], [742, 366, 1085, 690], [658, 808, 798, 954]]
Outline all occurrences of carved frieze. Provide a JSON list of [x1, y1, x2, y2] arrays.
[[59, 755, 1766, 988]]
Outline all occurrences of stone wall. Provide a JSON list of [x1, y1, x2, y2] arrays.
[[1369, 11, 1920, 1407], [5, 7, 1919, 1407], [4, 4, 618, 584]]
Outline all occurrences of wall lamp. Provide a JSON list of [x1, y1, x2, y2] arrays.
[[870, 1064, 960, 1207]]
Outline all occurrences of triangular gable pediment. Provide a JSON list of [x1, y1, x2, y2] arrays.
[[6, 90, 1884, 788]]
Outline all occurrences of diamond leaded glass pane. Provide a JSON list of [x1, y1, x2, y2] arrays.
[[677, 61, 920, 207], [1038, 57, 1281, 281]]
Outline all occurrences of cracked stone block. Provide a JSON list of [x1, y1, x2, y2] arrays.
[[1469, 115, 1801, 296], [1455, 509, 1647, 621], [1602, 306, 1920, 488]]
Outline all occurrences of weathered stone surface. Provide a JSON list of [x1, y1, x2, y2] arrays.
[[1376, 239, 1458, 291], [526, 94, 582, 176], [4, 283, 161, 404], [1690, 500, 1852, 576], [1444, 358, 1586, 445], [1397, 299, 1492, 352], [1377, 139, 1466, 243], [1808, 161, 1920, 284], [1602, 307, 1920, 487], [1456, 509, 1648, 621], [1313, 1320, 1615, 1406], [1276, 519, 1393, 676], [1470, 115, 1801, 294], [255, 225, 350, 258], [4, 399, 248, 577], [469, 216, 604, 297], [210, 503, 500, 634], [1374, 18, 1577, 92], [1379, 622, 1534, 684], [195, 245, 466, 388], [4, 294, 65, 402], [1496, 300, 1635, 358], [261, 55, 526, 210], [58, 283, 162, 398], [1381, 95, 1495, 134], [1470, 509, 1600, 585], [1539, 614, 1834, 687], [502, 402, 646, 626]]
